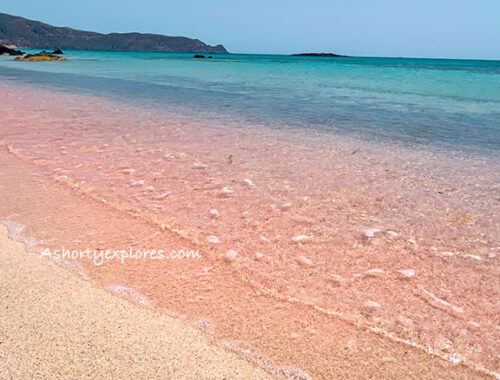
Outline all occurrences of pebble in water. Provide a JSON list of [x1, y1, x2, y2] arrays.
[[128, 179, 144, 187], [328, 274, 345, 287], [468, 321, 481, 330], [243, 178, 256, 188], [209, 209, 220, 219], [192, 163, 208, 169], [362, 300, 381, 314], [398, 269, 416, 278], [280, 202, 292, 211], [219, 186, 234, 197], [254, 252, 264, 261], [291, 235, 313, 243], [363, 228, 381, 238], [163, 151, 179, 160], [296, 255, 314, 267], [207, 235, 220, 244], [224, 249, 239, 263], [363, 268, 384, 278]]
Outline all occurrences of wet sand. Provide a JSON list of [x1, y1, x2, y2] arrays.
[[0, 82, 498, 379], [0, 224, 272, 379]]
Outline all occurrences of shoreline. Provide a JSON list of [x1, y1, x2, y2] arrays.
[[0, 81, 498, 378], [0, 224, 271, 379]]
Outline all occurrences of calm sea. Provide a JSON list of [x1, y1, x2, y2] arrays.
[[1, 51, 499, 155]]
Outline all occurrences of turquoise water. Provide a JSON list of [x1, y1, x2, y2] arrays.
[[1, 51, 499, 154]]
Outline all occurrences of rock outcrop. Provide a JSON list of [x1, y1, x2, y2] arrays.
[[0, 44, 24, 56]]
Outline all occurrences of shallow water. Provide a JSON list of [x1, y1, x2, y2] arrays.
[[1, 51, 499, 154], [0, 53, 499, 378]]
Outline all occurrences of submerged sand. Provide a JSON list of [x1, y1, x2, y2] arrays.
[[0, 225, 271, 379]]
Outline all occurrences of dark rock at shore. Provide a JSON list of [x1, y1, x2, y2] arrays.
[[0, 44, 24, 56], [291, 53, 349, 58], [38, 50, 64, 56], [193, 54, 206, 58]]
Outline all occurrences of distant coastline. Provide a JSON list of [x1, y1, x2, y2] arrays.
[[0, 12, 228, 54]]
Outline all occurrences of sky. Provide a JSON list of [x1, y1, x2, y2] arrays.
[[2, 0, 500, 59]]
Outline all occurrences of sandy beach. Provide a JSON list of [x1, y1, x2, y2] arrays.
[[0, 224, 272, 379]]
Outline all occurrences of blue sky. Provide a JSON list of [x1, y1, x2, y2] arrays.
[[2, 0, 499, 59]]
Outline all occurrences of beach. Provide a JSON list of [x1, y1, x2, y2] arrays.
[[0, 224, 272, 379], [0, 52, 499, 379]]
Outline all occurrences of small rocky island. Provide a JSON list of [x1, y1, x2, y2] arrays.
[[2, 45, 66, 61], [15, 49, 66, 62], [291, 53, 349, 57]]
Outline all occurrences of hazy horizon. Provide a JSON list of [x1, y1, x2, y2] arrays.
[[2, 0, 500, 60]]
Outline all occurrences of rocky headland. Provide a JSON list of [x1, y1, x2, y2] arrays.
[[0, 12, 228, 54]]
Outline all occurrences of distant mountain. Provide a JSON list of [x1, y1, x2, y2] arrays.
[[0, 12, 228, 53]]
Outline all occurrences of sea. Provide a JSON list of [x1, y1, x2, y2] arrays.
[[1, 50, 499, 155]]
